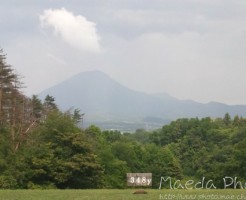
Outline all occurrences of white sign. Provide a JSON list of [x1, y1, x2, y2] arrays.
[[127, 173, 152, 186]]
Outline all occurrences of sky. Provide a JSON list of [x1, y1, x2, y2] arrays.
[[1, 0, 246, 105]]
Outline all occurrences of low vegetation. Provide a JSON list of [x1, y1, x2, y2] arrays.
[[0, 189, 246, 200]]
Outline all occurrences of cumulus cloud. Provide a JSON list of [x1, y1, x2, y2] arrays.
[[40, 8, 101, 52]]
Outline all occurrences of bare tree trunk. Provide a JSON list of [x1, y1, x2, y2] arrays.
[[15, 120, 37, 151]]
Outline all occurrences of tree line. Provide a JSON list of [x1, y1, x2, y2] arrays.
[[0, 49, 245, 189]]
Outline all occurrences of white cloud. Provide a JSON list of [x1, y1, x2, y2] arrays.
[[40, 8, 101, 52], [3, 1, 246, 105]]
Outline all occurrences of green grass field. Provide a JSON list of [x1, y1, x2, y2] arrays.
[[0, 189, 245, 200]]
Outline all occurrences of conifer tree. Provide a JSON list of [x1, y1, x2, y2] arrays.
[[0, 49, 17, 126], [0, 49, 42, 151]]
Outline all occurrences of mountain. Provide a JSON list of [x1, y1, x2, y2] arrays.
[[39, 70, 246, 130]]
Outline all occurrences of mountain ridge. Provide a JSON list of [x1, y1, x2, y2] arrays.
[[39, 70, 246, 129]]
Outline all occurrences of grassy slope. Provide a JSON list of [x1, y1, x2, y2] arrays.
[[0, 189, 245, 200]]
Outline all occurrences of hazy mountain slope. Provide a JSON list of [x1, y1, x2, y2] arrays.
[[39, 71, 170, 120], [39, 71, 246, 122]]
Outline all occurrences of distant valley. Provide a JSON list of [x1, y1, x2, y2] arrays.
[[39, 71, 246, 132]]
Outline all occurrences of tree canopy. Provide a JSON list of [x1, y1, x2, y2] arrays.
[[0, 49, 245, 189]]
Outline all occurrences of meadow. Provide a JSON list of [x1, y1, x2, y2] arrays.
[[0, 189, 246, 200]]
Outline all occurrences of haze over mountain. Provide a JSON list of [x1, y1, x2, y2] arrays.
[[39, 71, 246, 130]]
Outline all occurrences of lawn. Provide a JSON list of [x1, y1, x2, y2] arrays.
[[0, 189, 245, 200]]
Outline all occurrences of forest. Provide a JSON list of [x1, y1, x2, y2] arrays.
[[0, 49, 246, 189]]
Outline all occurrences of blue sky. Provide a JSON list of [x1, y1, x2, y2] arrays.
[[1, 0, 246, 105]]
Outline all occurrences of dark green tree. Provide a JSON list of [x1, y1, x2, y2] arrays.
[[43, 95, 58, 112], [0, 49, 18, 126], [21, 111, 103, 189], [223, 113, 231, 126]]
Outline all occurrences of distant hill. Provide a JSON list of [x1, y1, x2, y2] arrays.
[[39, 70, 246, 130]]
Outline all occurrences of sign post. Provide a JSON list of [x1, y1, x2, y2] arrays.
[[127, 173, 152, 187]]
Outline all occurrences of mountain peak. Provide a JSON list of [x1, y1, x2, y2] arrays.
[[39, 70, 246, 126], [77, 70, 108, 77]]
